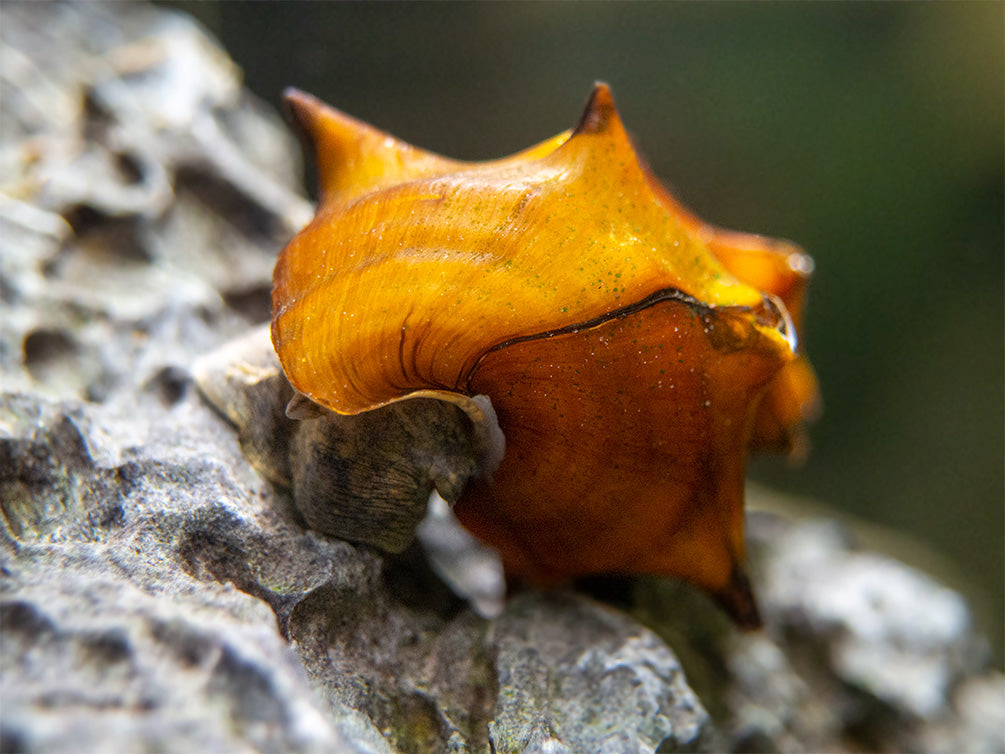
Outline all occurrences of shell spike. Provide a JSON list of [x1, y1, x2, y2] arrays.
[[713, 563, 762, 630], [574, 81, 619, 135], [282, 87, 458, 204], [283, 87, 354, 202]]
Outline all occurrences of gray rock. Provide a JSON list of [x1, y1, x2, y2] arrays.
[[1, 2, 1000, 753], [758, 516, 983, 719], [0, 393, 389, 754], [727, 511, 1002, 753], [487, 594, 709, 753]]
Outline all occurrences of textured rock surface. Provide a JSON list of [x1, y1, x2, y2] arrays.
[[1, 3, 1001, 753]]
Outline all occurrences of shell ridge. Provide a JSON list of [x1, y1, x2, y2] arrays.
[[397, 314, 411, 391], [475, 286, 782, 355]]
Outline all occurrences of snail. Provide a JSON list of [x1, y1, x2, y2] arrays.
[[201, 83, 818, 629]]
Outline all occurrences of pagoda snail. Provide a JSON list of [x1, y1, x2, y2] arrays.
[[249, 83, 818, 627]]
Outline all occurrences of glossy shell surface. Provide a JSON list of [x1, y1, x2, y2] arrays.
[[272, 84, 819, 626]]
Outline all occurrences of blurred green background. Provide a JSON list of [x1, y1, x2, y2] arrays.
[[166, 1, 1003, 660]]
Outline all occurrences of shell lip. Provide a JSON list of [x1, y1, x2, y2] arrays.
[[758, 293, 799, 353], [477, 285, 798, 359], [275, 284, 798, 421]]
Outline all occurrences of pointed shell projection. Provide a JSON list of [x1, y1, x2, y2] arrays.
[[272, 84, 819, 627]]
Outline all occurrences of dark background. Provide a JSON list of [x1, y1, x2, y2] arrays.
[[164, 1, 1003, 661]]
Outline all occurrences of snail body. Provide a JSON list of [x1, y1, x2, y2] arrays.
[[270, 84, 819, 626], [193, 324, 492, 555]]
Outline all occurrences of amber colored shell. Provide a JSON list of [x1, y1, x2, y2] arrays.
[[272, 84, 819, 627]]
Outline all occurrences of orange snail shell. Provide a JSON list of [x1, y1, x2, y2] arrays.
[[271, 83, 819, 627]]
